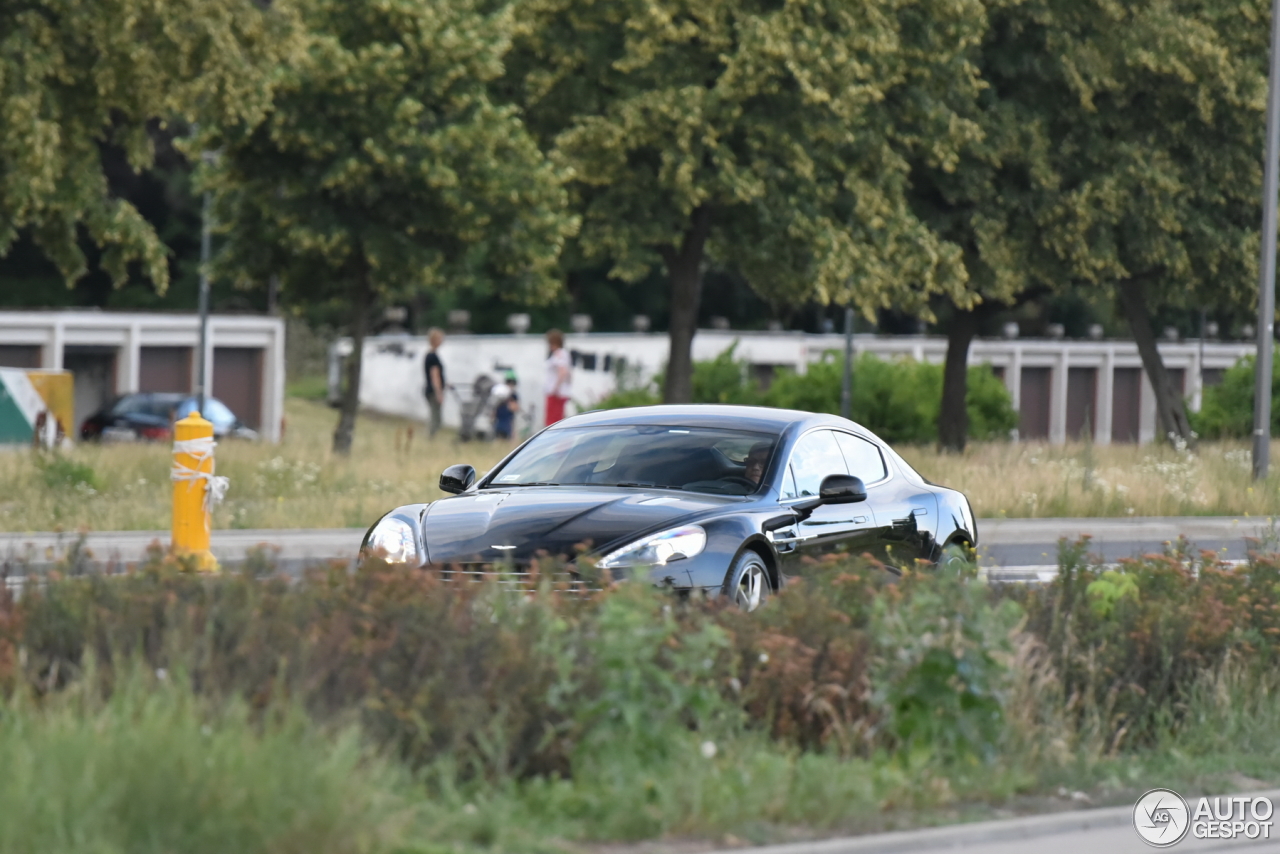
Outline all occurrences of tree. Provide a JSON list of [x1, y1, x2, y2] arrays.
[[908, 0, 1059, 452], [1, 0, 297, 289], [993, 0, 1268, 443], [200, 0, 577, 454], [507, 0, 987, 402]]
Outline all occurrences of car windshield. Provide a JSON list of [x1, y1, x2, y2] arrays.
[[110, 395, 180, 419], [484, 425, 780, 496]]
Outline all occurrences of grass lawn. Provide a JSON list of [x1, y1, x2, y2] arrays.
[[2, 396, 1280, 532], [0, 398, 511, 533]]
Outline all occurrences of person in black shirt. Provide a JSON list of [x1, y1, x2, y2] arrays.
[[423, 328, 446, 437]]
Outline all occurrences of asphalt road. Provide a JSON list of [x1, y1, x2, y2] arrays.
[[2, 516, 1277, 574], [978, 515, 1278, 567], [702, 789, 1280, 854]]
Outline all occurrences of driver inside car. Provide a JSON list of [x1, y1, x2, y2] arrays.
[[742, 441, 773, 485]]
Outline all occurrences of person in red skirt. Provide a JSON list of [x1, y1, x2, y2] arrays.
[[544, 328, 572, 425]]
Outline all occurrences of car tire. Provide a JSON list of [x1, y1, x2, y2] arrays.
[[726, 549, 772, 612], [937, 541, 974, 572]]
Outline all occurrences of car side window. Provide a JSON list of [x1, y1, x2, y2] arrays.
[[781, 464, 797, 499], [784, 430, 848, 498], [834, 433, 887, 483]]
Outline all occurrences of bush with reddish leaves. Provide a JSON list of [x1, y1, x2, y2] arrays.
[[5, 539, 1280, 778], [1011, 539, 1280, 752]]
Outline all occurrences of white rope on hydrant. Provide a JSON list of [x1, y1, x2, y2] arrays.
[[170, 436, 230, 513]]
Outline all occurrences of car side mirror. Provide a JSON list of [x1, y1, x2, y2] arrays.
[[820, 474, 867, 504], [789, 473, 868, 521], [439, 463, 476, 494]]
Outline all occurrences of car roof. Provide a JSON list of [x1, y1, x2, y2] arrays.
[[118, 392, 184, 401], [555, 404, 864, 435]]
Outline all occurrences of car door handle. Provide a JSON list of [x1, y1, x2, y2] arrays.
[[912, 506, 929, 516], [802, 516, 869, 526]]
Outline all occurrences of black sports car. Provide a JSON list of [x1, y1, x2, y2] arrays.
[[362, 405, 977, 608]]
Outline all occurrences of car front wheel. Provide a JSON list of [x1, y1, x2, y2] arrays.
[[727, 549, 772, 612]]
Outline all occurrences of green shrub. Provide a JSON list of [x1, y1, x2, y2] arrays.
[[1192, 352, 1280, 439], [33, 453, 99, 493], [0, 549, 1017, 775], [591, 343, 760, 410], [590, 345, 1016, 444], [0, 671, 411, 854], [8, 542, 1280, 827], [1010, 540, 1280, 750], [763, 353, 1015, 444]]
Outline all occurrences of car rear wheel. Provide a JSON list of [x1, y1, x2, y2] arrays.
[[727, 550, 772, 612]]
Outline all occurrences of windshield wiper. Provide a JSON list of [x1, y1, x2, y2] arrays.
[[483, 481, 560, 488], [612, 482, 683, 490]]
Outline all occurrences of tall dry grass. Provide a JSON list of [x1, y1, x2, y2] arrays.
[[0, 398, 511, 532], [901, 438, 1280, 518], [4, 399, 1280, 532]]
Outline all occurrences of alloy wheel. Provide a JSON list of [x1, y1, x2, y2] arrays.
[[734, 556, 770, 611]]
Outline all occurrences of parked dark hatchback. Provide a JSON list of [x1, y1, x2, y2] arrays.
[[81, 393, 257, 441], [362, 405, 977, 608]]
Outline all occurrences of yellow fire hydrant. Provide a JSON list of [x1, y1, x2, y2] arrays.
[[170, 411, 227, 572]]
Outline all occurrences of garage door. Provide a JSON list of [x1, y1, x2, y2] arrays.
[[1019, 367, 1051, 440], [139, 347, 192, 393], [213, 347, 263, 429], [1066, 367, 1097, 440], [0, 345, 41, 368], [1112, 368, 1142, 443]]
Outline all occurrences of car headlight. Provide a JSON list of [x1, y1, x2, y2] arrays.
[[597, 525, 707, 569], [363, 516, 419, 564]]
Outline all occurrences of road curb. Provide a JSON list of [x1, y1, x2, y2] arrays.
[[706, 789, 1280, 854], [979, 515, 1277, 545]]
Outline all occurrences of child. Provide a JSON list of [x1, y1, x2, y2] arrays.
[[493, 372, 520, 441]]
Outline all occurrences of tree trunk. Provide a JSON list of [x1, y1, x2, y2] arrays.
[[332, 262, 372, 455], [1116, 275, 1194, 444], [661, 206, 713, 403], [938, 305, 981, 452]]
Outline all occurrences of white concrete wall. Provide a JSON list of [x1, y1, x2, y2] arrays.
[[0, 311, 286, 441], [351, 329, 1256, 444]]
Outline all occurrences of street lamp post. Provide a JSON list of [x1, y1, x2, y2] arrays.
[[840, 307, 855, 420], [1252, 0, 1280, 480], [195, 187, 211, 416]]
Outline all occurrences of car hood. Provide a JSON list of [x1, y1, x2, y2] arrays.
[[421, 487, 741, 563]]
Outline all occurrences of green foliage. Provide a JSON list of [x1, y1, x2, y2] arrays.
[[0, 0, 298, 289], [202, 0, 575, 310], [0, 671, 411, 854], [285, 375, 330, 402], [8, 545, 1280, 843], [1192, 353, 1280, 440], [33, 454, 98, 493], [977, 1, 1268, 313], [1013, 542, 1280, 750], [0, 550, 1010, 775], [769, 354, 1016, 444], [871, 567, 1021, 766], [593, 349, 1016, 444], [592, 344, 758, 410], [1085, 569, 1140, 619], [513, 0, 983, 304]]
